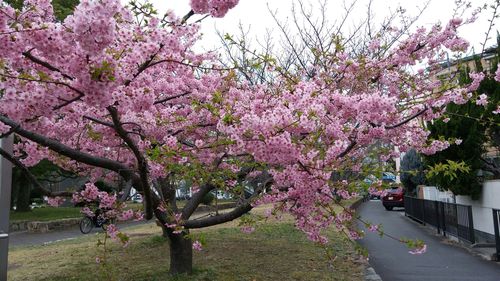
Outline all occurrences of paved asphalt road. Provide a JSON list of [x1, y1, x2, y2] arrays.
[[9, 220, 150, 247], [357, 200, 500, 281]]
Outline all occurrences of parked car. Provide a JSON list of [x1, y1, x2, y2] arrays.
[[131, 193, 143, 203], [382, 186, 404, 211]]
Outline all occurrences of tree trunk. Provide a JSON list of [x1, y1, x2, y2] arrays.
[[16, 177, 32, 212], [161, 224, 169, 238], [167, 230, 193, 275]]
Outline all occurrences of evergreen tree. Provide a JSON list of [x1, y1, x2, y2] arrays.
[[424, 37, 500, 199], [400, 149, 425, 195]]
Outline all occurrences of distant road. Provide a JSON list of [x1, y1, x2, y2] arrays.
[[9, 209, 227, 247], [357, 200, 500, 281], [9, 220, 150, 247]]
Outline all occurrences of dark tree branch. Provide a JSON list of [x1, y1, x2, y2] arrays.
[[107, 106, 154, 220], [119, 180, 134, 202], [183, 174, 272, 229], [154, 92, 191, 105], [0, 147, 73, 197], [83, 115, 114, 127], [337, 140, 357, 159], [0, 115, 140, 185], [181, 10, 195, 24], [124, 44, 164, 87], [183, 202, 253, 228], [147, 58, 233, 71], [22, 49, 75, 80], [385, 105, 428, 129], [158, 176, 179, 213], [298, 161, 313, 175], [53, 94, 85, 110], [181, 183, 216, 220]]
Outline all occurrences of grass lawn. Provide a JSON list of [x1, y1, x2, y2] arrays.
[[9, 202, 146, 222], [8, 206, 365, 281], [9, 207, 82, 222], [8, 199, 242, 223]]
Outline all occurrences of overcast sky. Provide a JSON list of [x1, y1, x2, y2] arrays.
[[147, 0, 498, 55]]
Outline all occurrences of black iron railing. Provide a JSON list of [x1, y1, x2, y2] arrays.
[[404, 196, 475, 244]]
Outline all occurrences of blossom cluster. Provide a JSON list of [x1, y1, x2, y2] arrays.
[[190, 0, 239, 17], [71, 183, 143, 245], [47, 196, 65, 207]]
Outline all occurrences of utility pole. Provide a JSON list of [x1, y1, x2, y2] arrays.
[[0, 135, 13, 281]]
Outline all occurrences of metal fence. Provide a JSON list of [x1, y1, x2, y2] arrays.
[[493, 209, 500, 261], [404, 196, 475, 244]]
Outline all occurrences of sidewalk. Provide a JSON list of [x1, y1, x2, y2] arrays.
[[357, 200, 500, 281]]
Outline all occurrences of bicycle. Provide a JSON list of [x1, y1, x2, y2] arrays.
[[79, 209, 114, 234]]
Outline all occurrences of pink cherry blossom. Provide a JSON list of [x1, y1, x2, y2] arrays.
[[476, 94, 488, 106], [81, 207, 95, 217], [192, 240, 203, 251], [240, 226, 255, 234], [409, 244, 427, 255], [106, 224, 119, 240], [0, 122, 9, 134], [134, 211, 145, 221], [47, 197, 64, 207], [467, 72, 485, 91], [190, 0, 239, 17], [118, 209, 134, 221], [493, 106, 500, 115], [368, 224, 379, 232]]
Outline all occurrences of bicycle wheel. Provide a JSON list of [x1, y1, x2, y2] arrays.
[[79, 217, 93, 234]]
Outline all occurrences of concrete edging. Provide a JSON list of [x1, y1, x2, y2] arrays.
[[352, 198, 384, 281], [9, 218, 81, 233], [10, 202, 238, 233]]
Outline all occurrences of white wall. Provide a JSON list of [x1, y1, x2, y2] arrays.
[[421, 186, 455, 202], [455, 180, 500, 235]]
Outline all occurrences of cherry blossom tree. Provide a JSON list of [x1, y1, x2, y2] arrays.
[[0, 0, 484, 275]]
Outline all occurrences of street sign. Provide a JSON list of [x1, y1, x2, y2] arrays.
[[0, 136, 13, 281]]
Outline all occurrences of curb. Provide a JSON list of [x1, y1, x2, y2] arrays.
[[364, 266, 383, 281], [352, 198, 383, 281], [10, 218, 81, 233]]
